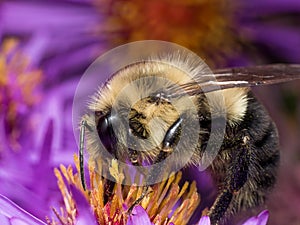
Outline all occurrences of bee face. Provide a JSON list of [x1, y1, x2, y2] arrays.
[[128, 96, 179, 140]]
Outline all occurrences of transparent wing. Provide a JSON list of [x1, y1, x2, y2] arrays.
[[168, 64, 300, 96]]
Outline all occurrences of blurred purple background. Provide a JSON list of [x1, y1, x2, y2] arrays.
[[0, 0, 300, 224]]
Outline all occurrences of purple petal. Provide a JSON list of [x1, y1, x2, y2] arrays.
[[242, 0, 300, 15], [39, 119, 53, 162], [197, 216, 211, 225], [10, 217, 32, 225], [0, 213, 10, 225], [242, 210, 269, 225], [2, 1, 101, 34], [22, 32, 50, 67], [126, 205, 153, 225], [256, 210, 269, 225], [76, 207, 98, 225], [68, 185, 97, 225], [0, 194, 46, 225], [43, 43, 102, 78], [243, 217, 260, 225], [245, 25, 300, 62]]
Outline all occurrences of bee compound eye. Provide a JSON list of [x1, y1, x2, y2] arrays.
[[96, 114, 118, 156]]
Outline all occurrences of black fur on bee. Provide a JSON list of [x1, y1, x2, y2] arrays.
[[202, 93, 280, 224]]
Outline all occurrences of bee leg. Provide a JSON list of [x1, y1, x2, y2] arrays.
[[128, 118, 182, 213], [208, 136, 251, 225], [208, 190, 233, 225], [79, 120, 93, 191]]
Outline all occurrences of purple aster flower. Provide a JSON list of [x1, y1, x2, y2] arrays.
[[43, 157, 272, 225], [44, 157, 200, 225], [0, 39, 42, 144], [0, 189, 270, 225], [1, 0, 109, 220], [236, 1, 300, 65], [0, 38, 81, 220], [1, 0, 106, 81]]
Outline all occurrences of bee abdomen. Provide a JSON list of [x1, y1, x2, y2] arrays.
[[249, 121, 280, 192]]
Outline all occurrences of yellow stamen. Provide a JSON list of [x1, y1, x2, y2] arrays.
[[48, 154, 201, 225]]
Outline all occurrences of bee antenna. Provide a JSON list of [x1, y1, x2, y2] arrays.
[[79, 120, 89, 191]]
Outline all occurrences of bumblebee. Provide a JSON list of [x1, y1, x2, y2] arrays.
[[76, 41, 300, 225]]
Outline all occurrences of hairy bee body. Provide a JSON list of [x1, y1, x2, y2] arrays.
[[79, 50, 290, 225]]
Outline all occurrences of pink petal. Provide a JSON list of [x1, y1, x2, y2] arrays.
[[256, 210, 269, 225], [242, 210, 269, 225], [197, 216, 211, 225], [126, 205, 153, 225], [10, 217, 31, 225]]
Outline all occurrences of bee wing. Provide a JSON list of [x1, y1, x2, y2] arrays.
[[169, 64, 300, 96], [213, 64, 300, 87]]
